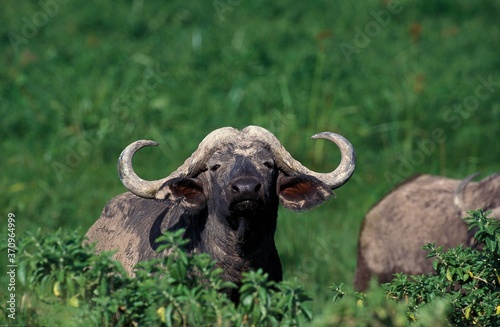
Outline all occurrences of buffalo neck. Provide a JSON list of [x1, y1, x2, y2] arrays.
[[197, 208, 281, 284]]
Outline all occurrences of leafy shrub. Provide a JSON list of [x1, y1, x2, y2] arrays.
[[2, 229, 311, 326], [321, 209, 500, 326], [386, 209, 500, 325], [4, 210, 499, 326]]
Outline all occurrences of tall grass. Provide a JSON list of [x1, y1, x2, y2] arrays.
[[2, 0, 500, 317]]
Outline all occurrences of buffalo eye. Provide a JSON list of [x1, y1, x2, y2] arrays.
[[263, 161, 274, 169], [210, 164, 221, 172]]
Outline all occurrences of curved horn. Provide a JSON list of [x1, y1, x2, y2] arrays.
[[309, 132, 357, 189], [118, 140, 167, 198], [242, 126, 356, 189], [454, 172, 480, 217], [118, 127, 240, 198]]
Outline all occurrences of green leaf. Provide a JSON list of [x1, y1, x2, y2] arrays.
[[432, 259, 439, 271], [242, 295, 254, 308], [485, 238, 497, 252], [446, 268, 453, 282], [165, 304, 174, 327], [330, 282, 345, 304]]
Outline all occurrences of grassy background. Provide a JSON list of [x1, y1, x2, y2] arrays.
[[2, 0, 500, 317]]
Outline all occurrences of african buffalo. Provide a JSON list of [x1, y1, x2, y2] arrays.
[[354, 173, 500, 291], [85, 126, 356, 300]]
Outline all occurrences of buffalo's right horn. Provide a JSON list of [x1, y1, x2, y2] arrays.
[[118, 127, 240, 198], [118, 140, 167, 198]]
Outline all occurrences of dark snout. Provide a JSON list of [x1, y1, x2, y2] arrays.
[[231, 176, 262, 196], [229, 176, 263, 211]]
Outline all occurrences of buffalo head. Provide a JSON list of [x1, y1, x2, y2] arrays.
[[118, 126, 355, 246], [119, 126, 355, 206]]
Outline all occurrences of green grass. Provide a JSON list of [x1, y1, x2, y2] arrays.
[[2, 0, 500, 321]]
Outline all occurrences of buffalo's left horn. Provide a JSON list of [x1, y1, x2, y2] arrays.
[[242, 126, 356, 190]]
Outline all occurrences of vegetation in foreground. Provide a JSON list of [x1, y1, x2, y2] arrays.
[[1, 210, 499, 325], [4, 228, 312, 326], [320, 209, 500, 326]]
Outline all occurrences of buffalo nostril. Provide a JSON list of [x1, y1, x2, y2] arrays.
[[230, 179, 261, 195]]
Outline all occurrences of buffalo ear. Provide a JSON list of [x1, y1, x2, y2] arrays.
[[155, 178, 206, 209], [278, 175, 333, 211]]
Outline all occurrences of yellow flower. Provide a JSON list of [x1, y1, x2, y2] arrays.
[[157, 306, 166, 322], [53, 281, 61, 297], [68, 296, 79, 308], [464, 306, 471, 319]]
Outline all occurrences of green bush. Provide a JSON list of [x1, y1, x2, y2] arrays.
[[386, 209, 500, 325], [319, 209, 500, 326], [3, 210, 499, 326], [2, 229, 311, 326]]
